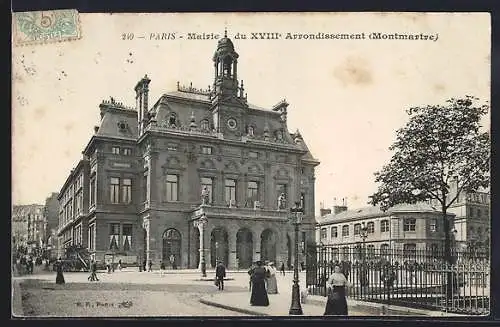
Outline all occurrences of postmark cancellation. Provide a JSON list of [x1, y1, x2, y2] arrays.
[[13, 9, 81, 46]]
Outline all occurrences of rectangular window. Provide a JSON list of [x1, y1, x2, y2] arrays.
[[342, 225, 349, 237], [249, 151, 258, 159], [300, 192, 306, 212], [112, 147, 120, 154], [246, 181, 259, 206], [122, 178, 132, 203], [201, 177, 213, 204], [166, 174, 179, 201], [430, 219, 437, 232], [110, 177, 120, 204], [331, 226, 338, 238], [354, 223, 361, 235], [90, 177, 96, 206], [367, 222, 375, 234], [122, 224, 133, 251], [380, 244, 390, 256], [320, 228, 327, 240], [341, 247, 349, 260], [403, 218, 417, 232], [225, 179, 237, 206], [88, 224, 95, 251], [123, 148, 132, 156], [109, 223, 120, 251], [367, 245, 375, 256], [380, 220, 390, 233], [201, 146, 212, 155]]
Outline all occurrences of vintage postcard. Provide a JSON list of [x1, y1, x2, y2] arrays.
[[11, 12, 491, 318]]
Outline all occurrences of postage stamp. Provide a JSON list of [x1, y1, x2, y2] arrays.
[[12, 9, 81, 46]]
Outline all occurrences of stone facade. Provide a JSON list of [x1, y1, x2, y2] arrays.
[[57, 35, 319, 269]]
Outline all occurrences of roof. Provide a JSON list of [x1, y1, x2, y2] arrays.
[[164, 91, 211, 103], [318, 202, 450, 225], [95, 106, 138, 139]]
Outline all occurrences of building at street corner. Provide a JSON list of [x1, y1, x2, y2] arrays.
[[56, 33, 320, 270], [12, 204, 45, 253]]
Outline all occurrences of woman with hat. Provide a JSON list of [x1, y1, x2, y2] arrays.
[[248, 261, 269, 306], [324, 263, 351, 315], [266, 262, 278, 294]]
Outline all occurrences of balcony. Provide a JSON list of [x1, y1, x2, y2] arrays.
[[191, 204, 289, 221]]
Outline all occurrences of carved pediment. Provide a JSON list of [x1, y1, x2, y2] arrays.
[[247, 163, 263, 174], [200, 159, 216, 170], [224, 160, 240, 172]]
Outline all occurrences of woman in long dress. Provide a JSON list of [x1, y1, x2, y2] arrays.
[[248, 261, 269, 306], [324, 264, 350, 315], [55, 258, 65, 285], [266, 262, 278, 294]]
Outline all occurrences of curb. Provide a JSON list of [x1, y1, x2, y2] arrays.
[[12, 280, 24, 318], [199, 297, 267, 316]]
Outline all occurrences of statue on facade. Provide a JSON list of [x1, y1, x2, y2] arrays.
[[278, 193, 286, 210], [201, 186, 210, 205]]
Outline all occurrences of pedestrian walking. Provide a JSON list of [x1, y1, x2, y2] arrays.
[[248, 261, 269, 306], [118, 259, 122, 271], [142, 259, 147, 272], [324, 264, 351, 316], [160, 261, 166, 277], [215, 261, 226, 291], [88, 260, 99, 281], [279, 261, 285, 276], [266, 262, 278, 294], [148, 259, 153, 272], [55, 258, 65, 285]]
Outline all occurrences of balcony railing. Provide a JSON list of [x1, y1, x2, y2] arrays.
[[192, 205, 289, 220]]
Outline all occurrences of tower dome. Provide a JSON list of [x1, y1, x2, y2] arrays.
[[213, 29, 239, 61]]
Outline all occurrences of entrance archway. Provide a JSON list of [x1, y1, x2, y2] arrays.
[[162, 229, 181, 267], [236, 228, 253, 268], [260, 229, 277, 264], [210, 228, 228, 267]]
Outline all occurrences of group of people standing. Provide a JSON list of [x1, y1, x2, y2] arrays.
[[247, 261, 280, 306]]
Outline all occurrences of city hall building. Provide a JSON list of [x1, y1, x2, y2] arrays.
[[57, 34, 319, 269]]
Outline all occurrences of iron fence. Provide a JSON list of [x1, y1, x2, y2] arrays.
[[306, 245, 490, 315]]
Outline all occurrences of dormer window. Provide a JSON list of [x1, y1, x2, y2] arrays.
[[168, 113, 177, 127], [247, 125, 254, 136], [276, 130, 283, 141], [200, 119, 210, 130], [117, 121, 128, 132]]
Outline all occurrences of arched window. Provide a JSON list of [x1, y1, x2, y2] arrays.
[[162, 228, 181, 265]]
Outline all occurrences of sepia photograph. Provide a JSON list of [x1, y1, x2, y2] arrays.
[[11, 11, 491, 318]]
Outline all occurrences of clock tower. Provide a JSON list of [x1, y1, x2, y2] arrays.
[[210, 30, 248, 139]]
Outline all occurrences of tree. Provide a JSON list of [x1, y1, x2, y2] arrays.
[[369, 96, 490, 297]]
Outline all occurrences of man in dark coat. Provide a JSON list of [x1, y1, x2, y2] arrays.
[[142, 259, 147, 272], [248, 261, 270, 306], [215, 261, 226, 290], [55, 258, 65, 284]]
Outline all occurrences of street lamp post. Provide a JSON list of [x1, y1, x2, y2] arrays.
[[289, 201, 304, 315], [359, 222, 369, 298], [194, 213, 208, 277]]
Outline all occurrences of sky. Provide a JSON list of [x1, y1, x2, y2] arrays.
[[12, 12, 490, 213]]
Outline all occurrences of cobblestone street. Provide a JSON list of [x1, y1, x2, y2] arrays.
[[15, 269, 257, 317]]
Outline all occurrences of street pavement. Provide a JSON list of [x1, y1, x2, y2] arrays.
[[12, 267, 449, 317]]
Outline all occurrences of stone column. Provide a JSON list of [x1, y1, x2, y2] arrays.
[[228, 227, 237, 270], [253, 227, 262, 262]]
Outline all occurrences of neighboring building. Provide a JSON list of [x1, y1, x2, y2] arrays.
[[43, 192, 59, 253], [57, 160, 90, 259], [57, 34, 319, 269], [12, 204, 45, 252], [316, 202, 455, 257], [445, 186, 490, 250]]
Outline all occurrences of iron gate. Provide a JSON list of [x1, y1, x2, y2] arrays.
[[306, 245, 490, 315]]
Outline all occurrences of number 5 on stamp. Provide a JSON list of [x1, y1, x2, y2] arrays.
[[13, 9, 81, 46]]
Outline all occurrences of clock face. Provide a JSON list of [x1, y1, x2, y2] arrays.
[[227, 118, 237, 130]]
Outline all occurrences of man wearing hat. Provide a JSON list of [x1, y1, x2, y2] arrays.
[[215, 261, 226, 291]]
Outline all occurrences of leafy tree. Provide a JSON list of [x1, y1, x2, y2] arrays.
[[369, 96, 490, 295]]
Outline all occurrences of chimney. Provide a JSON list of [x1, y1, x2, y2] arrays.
[[135, 74, 151, 136], [320, 208, 332, 217], [333, 205, 348, 214]]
